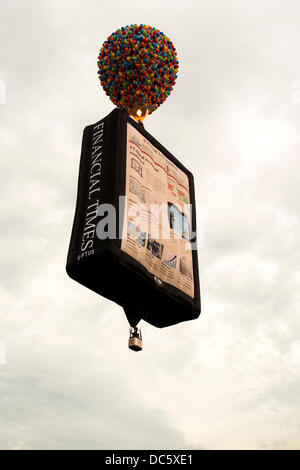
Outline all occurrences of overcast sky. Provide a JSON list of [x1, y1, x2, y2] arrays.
[[1, 0, 300, 450]]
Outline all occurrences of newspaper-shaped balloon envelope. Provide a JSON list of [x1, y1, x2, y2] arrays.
[[66, 108, 200, 329]]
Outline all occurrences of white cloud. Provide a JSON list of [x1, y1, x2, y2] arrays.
[[0, 0, 300, 450]]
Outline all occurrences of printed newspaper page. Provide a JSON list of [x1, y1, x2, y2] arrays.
[[121, 122, 194, 298]]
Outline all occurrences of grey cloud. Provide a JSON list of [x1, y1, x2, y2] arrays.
[[1, 0, 300, 450]]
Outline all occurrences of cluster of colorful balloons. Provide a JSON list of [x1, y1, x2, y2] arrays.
[[97, 24, 179, 116]]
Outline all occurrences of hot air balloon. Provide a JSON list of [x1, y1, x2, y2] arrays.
[[66, 25, 201, 351], [97, 24, 179, 121]]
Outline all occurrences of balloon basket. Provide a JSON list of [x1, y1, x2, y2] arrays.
[[128, 327, 143, 352]]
